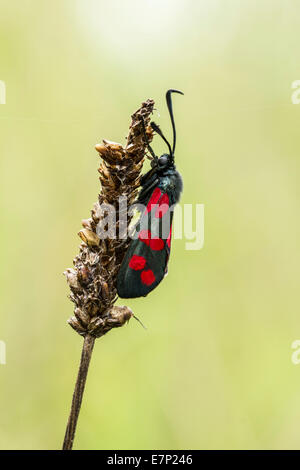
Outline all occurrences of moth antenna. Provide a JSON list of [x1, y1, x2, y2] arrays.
[[150, 121, 172, 156], [132, 314, 147, 330], [166, 89, 184, 156]]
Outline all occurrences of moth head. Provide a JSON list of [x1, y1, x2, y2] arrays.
[[158, 153, 171, 169]]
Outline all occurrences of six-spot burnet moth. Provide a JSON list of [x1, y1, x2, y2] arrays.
[[117, 89, 184, 298]]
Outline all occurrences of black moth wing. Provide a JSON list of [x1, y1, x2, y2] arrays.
[[117, 187, 173, 298]]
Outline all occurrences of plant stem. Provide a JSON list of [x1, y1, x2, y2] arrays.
[[62, 98, 154, 449], [62, 333, 96, 450]]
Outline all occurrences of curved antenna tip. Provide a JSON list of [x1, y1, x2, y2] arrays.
[[165, 89, 184, 155], [166, 89, 184, 96]]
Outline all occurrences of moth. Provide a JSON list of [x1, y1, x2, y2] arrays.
[[117, 89, 183, 298]]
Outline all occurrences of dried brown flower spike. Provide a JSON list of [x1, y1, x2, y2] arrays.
[[62, 98, 154, 450]]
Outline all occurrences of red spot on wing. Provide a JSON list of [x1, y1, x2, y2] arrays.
[[138, 230, 151, 245], [146, 188, 162, 213], [139, 229, 164, 251], [149, 237, 164, 251], [167, 224, 172, 248], [155, 193, 169, 218], [141, 269, 156, 286], [129, 255, 146, 270]]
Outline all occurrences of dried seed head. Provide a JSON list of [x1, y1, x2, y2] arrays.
[[78, 229, 100, 247], [104, 305, 133, 327], [65, 98, 154, 338], [64, 269, 82, 293]]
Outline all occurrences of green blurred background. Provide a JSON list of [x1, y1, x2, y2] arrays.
[[1, 0, 300, 450]]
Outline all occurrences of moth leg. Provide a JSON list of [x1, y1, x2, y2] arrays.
[[140, 167, 156, 186], [131, 176, 159, 208], [138, 178, 159, 205], [141, 172, 159, 192]]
